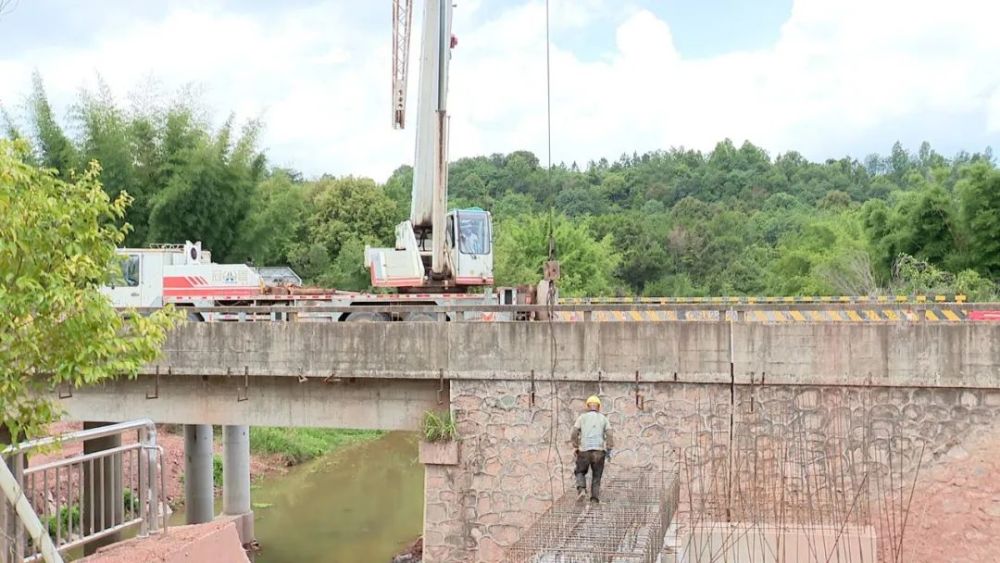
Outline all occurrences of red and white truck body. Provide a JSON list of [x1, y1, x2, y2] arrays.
[[103, 242, 528, 321]]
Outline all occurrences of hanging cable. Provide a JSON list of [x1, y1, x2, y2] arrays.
[[542, 0, 566, 502]]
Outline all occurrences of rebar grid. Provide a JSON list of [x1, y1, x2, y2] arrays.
[[675, 388, 924, 563], [504, 473, 680, 563]]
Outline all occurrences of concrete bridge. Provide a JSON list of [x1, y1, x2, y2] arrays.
[[53, 313, 1000, 561]]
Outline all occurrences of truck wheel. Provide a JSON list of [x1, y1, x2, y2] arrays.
[[345, 311, 390, 322], [403, 312, 442, 322]]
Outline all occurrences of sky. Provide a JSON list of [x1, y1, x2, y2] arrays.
[[1, 0, 998, 181]]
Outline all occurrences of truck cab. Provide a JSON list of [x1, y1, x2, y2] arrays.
[[102, 241, 216, 308]]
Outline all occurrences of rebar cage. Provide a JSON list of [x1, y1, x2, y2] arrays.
[[504, 472, 681, 563]]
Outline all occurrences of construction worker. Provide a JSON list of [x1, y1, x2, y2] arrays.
[[571, 395, 614, 503]]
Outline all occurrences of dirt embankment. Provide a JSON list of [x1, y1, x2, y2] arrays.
[[903, 421, 1000, 562], [34, 422, 290, 508]]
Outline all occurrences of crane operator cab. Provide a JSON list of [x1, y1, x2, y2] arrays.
[[445, 208, 493, 286], [365, 208, 494, 290]]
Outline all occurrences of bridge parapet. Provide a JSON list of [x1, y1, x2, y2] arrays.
[[143, 321, 1000, 389]]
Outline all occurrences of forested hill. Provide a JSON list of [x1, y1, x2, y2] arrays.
[[4, 75, 999, 299]]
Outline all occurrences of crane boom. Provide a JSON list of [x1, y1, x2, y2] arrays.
[[391, 0, 413, 129], [410, 0, 451, 276], [367, 0, 493, 290]]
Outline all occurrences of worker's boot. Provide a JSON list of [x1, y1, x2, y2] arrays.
[[577, 487, 587, 501], [590, 480, 601, 503]]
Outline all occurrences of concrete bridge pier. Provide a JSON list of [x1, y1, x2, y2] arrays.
[[222, 425, 254, 551], [184, 424, 215, 524]]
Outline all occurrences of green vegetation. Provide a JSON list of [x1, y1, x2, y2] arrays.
[[43, 504, 80, 536], [0, 135, 178, 443], [421, 411, 457, 443], [123, 489, 139, 516], [213, 454, 224, 487], [3, 74, 998, 303], [39, 491, 141, 536], [249, 427, 383, 464]]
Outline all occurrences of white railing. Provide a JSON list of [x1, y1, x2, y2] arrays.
[[1, 420, 168, 562]]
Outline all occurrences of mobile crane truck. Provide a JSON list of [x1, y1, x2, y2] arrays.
[[103, 0, 555, 321]]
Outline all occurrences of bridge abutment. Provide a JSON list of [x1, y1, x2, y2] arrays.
[[44, 321, 1000, 561], [422, 379, 1000, 562]]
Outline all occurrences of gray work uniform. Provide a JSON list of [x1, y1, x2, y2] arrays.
[[571, 411, 614, 500]]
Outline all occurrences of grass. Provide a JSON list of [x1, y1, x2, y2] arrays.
[[421, 410, 457, 443], [213, 454, 223, 487], [249, 427, 383, 465], [178, 455, 224, 487]]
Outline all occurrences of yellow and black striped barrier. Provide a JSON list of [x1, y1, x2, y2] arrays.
[[554, 306, 972, 322], [560, 295, 967, 305]]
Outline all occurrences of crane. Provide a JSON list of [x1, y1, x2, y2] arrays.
[[367, 0, 494, 291], [104, 0, 552, 321]]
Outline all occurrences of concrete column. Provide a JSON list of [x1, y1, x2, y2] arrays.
[[222, 425, 254, 547], [184, 424, 214, 524], [82, 421, 124, 556]]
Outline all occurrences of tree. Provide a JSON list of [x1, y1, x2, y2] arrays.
[[889, 181, 960, 269], [304, 176, 398, 262], [29, 72, 79, 179], [0, 140, 177, 443], [957, 162, 1000, 277], [229, 170, 308, 266], [0, 0, 19, 17], [147, 117, 264, 260], [317, 235, 379, 290], [494, 213, 620, 296], [73, 79, 140, 240]]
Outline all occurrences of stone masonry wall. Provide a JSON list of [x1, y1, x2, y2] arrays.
[[422, 380, 1000, 562]]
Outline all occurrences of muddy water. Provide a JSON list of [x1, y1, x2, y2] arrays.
[[252, 431, 423, 563], [171, 431, 423, 563]]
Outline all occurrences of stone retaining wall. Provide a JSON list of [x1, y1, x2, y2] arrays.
[[423, 380, 1000, 562]]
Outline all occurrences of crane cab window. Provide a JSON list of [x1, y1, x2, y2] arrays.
[[458, 212, 490, 255], [111, 254, 140, 287]]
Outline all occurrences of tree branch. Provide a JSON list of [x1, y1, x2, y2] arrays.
[[0, 0, 20, 18]]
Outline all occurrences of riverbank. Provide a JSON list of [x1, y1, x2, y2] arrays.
[[40, 422, 383, 508], [391, 537, 423, 563]]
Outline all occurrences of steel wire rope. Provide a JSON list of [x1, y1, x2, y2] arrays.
[[541, 0, 567, 507]]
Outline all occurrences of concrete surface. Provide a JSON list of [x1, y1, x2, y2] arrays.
[[79, 520, 249, 563], [422, 381, 1000, 562], [136, 321, 1000, 387], [47, 321, 1000, 562], [57, 377, 447, 429]]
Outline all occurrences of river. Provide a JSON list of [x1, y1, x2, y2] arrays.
[[171, 431, 423, 563]]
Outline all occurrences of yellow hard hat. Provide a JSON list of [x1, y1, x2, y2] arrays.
[[586, 395, 601, 407]]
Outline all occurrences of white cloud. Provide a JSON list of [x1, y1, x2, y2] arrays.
[[1, 0, 998, 181]]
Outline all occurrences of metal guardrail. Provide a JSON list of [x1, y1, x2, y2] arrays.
[[130, 302, 996, 314], [1, 420, 168, 562], [119, 302, 1000, 324]]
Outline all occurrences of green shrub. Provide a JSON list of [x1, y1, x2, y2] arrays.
[[421, 410, 456, 443], [249, 427, 382, 465], [123, 489, 139, 516], [44, 504, 80, 536], [213, 454, 224, 487]]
